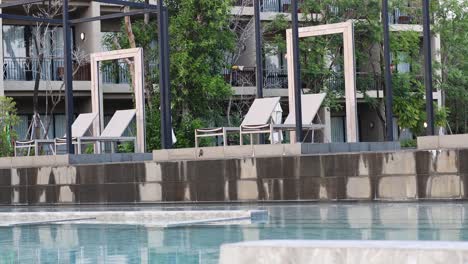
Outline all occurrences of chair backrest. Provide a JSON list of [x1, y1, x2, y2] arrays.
[[70, 113, 98, 138], [100, 109, 136, 137], [284, 93, 326, 125], [241, 97, 281, 126]]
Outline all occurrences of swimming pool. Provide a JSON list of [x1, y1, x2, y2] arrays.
[[0, 202, 467, 263]]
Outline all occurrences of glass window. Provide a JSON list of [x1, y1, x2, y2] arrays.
[[3, 25, 72, 81], [13, 115, 29, 141], [331, 116, 346, 143], [54, 114, 67, 138], [3, 25, 26, 58]]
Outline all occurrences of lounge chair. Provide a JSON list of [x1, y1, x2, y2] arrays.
[[54, 113, 98, 154], [272, 93, 327, 143], [14, 113, 97, 156], [75, 109, 137, 154], [195, 97, 282, 147], [238, 97, 282, 145]]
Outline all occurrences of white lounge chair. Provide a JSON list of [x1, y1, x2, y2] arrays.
[[54, 112, 98, 154], [76, 109, 137, 154], [272, 93, 327, 143], [238, 97, 282, 145], [14, 113, 97, 156], [195, 97, 282, 147]]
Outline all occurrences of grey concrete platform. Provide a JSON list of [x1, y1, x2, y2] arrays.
[[219, 240, 468, 264], [153, 142, 401, 161], [0, 153, 153, 169], [0, 209, 267, 227]]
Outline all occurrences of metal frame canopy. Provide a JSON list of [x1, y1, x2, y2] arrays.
[[0, 0, 173, 154]]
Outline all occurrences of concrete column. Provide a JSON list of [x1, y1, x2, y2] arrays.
[[321, 107, 332, 143], [74, 2, 102, 55], [432, 34, 444, 135], [343, 23, 358, 142]]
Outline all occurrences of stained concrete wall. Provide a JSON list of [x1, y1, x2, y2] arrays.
[[0, 149, 467, 205]]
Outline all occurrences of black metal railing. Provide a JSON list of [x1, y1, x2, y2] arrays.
[[223, 67, 256, 87], [233, 0, 300, 12], [3, 57, 91, 81], [321, 72, 384, 92], [100, 61, 157, 84], [225, 68, 387, 92], [101, 62, 130, 84], [264, 67, 288, 88], [233, 0, 253, 6], [389, 7, 423, 25]]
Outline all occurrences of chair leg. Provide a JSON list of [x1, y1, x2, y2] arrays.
[[270, 126, 274, 145], [34, 142, 39, 156], [77, 139, 82, 155], [240, 132, 243, 146], [223, 129, 228, 146]]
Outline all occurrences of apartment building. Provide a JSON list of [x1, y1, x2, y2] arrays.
[[0, 0, 442, 143]]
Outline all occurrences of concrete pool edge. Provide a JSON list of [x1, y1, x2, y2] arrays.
[[219, 240, 468, 264]]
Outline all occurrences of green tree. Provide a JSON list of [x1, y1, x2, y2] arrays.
[[0, 97, 19, 157], [433, 0, 468, 134], [104, 0, 235, 149]]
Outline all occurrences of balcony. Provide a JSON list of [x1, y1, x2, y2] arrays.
[[3, 57, 90, 81]]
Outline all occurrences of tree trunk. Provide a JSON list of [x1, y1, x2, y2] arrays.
[[32, 34, 43, 140], [124, 8, 138, 105]]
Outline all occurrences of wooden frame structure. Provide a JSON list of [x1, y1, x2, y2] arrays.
[[286, 20, 358, 142], [90, 48, 145, 153]]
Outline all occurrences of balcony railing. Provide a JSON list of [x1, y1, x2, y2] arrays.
[[3, 58, 142, 84], [224, 67, 256, 87], [101, 62, 130, 84], [225, 67, 386, 92], [233, 0, 296, 12], [389, 7, 423, 25], [3, 57, 90, 81], [324, 72, 384, 92]]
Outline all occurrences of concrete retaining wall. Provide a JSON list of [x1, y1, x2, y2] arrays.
[[0, 148, 467, 205], [418, 134, 468, 150]]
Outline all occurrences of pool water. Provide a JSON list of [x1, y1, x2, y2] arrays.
[[1, 203, 467, 263]]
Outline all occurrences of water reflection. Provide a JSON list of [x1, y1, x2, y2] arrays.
[[0, 203, 467, 263]]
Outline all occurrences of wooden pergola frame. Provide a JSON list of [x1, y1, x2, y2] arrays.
[[90, 48, 145, 153], [286, 20, 358, 143]]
